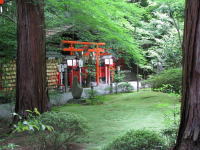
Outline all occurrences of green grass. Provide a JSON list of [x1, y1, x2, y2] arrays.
[[53, 91, 180, 150]]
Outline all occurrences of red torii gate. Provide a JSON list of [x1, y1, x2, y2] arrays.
[[61, 40, 111, 85]]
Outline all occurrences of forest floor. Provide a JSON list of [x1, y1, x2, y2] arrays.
[[54, 90, 180, 150], [0, 90, 180, 150]]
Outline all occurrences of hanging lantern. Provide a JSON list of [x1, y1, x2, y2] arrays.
[[105, 58, 113, 65], [0, 0, 4, 14], [67, 59, 78, 67], [79, 59, 83, 67]]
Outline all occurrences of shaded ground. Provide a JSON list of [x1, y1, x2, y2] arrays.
[[54, 90, 180, 150]]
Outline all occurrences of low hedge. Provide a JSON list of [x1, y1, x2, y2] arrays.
[[103, 129, 166, 150], [144, 68, 182, 94]]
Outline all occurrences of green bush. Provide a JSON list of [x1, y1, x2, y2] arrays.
[[161, 127, 178, 149], [40, 111, 87, 136], [161, 107, 180, 148], [144, 68, 182, 94], [37, 112, 88, 150], [85, 89, 103, 105], [118, 82, 134, 93], [0, 143, 19, 150], [154, 84, 174, 93], [103, 130, 166, 150], [87, 89, 98, 99], [12, 108, 53, 133], [114, 71, 125, 94]]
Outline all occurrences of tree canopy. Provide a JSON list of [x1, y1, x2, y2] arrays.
[[0, 0, 185, 70]]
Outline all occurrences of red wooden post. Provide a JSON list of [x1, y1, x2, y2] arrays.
[[96, 51, 100, 85]]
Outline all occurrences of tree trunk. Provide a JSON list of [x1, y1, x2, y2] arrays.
[[15, 0, 48, 116], [174, 1, 200, 149]]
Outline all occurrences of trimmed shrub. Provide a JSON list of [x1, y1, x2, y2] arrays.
[[144, 68, 182, 94], [40, 111, 87, 136], [37, 112, 88, 150], [118, 82, 134, 93], [114, 72, 125, 94], [161, 126, 178, 149], [103, 130, 166, 150], [87, 89, 98, 99], [161, 107, 180, 148], [85, 89, 104, 105]]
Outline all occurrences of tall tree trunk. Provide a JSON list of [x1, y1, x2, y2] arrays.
[[15, 0, 48, 116], [174, 1, 200, 149]]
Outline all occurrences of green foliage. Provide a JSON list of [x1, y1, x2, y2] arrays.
[[0, 2, 16, 65], [40, 111, 87, 137], [0, 143, 19, 150], [161, 106, 180, 148], [155, 1, 185, 22], [38, 111, 88, 150], [87, 89, 98, 99], [114, 71, 125, 93], [118, 82, 134, 93], [0, 92, 15, 104], [1, 0, 146, 65], [86, 97, 104, 105], [103, 129, 166, 150], [36, 132, 70, 150], [135, 0, 184, 71], [145, 68, 182, 94], [154, 84, 175, 93], [45, 0, 146, 64], [86, 63, 96, 81], [145, 29, 182, 70], [114, 72, 125, 83], [140, 0, 149, 7], [1, 0, 184, 69], [85, 89, 104, 105], [12, 108, 53, 133]]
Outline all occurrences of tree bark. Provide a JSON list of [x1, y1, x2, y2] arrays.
[[15, 0, 48, 116], [174, 0, 200, 149]]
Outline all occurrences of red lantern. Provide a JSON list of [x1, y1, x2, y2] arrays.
[[0, 0, 4, 5]]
